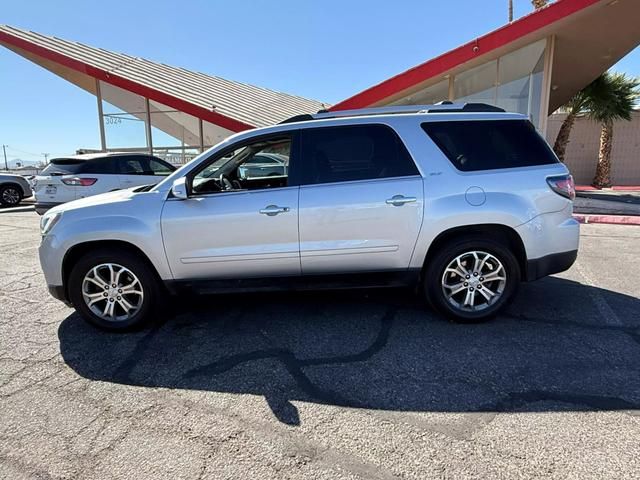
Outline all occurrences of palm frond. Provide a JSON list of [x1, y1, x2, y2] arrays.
[[584, 72, 640, 123]]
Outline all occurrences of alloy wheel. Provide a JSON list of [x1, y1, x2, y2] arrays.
[[82, 263, 144, 322], [2, 187, 20, 206], [441, 251, 507, 312]]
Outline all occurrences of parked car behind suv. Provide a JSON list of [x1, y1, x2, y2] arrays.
[[0, 173, 33, 207], [38, 104, 579, 331], [33, 152, 176, 214]]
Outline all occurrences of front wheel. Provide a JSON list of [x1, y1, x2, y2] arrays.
[[68, 248, 164, 331], [0, 185, 22, 207], [424, 237, 520, 323]]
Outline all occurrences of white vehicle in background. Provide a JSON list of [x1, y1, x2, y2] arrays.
[[0, 173, 33, 207], [33, 152, 176, 214]]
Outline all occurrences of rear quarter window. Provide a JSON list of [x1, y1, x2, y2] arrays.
[[421, 119, 558, 172]]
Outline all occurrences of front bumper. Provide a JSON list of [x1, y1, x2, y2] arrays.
[[525, 249, 578, 282]]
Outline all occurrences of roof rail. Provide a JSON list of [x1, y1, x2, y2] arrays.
[[279, 102, 505, 124], [279, 113, 314, 124]]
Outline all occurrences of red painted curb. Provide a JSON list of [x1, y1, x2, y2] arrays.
[[573, 214, 640, 225], [576, 185, 640, 192]]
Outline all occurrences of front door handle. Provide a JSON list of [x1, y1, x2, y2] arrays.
[[386, 195, 417, 206], [259, 205, 290, 216]]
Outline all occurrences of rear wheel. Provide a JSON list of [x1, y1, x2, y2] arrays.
[[68, 248, 163, 331], [424, 237, 520, 323], [0, 185, 22, 207]]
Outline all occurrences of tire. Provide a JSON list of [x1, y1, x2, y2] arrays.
[[0, 184, 23, 207], [68, 248, 164, 331], [424, 236, 520, 323]]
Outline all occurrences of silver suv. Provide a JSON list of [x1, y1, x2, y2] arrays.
[[38, 104, 579, 331]]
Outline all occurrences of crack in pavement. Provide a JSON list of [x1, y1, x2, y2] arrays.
[[183, 306, 398, 423]]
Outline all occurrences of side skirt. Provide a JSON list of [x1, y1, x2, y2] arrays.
[[164, 270, 422, 296]]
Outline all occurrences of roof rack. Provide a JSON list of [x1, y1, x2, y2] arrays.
[[279, 102, 505, 124]]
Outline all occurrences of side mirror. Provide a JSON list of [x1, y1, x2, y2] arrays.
[[171, 177, 189, 200]]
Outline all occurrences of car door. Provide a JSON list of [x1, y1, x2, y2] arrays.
[[73, 157, 121, 198], [161, 133, 300, 280], [297, 124, 424, 274], [117, 155, 146, 189]]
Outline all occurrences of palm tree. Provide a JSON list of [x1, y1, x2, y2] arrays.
[[587, 73, 639, 188], [532, 0, 548, 9], [552, 89, 589, 163]]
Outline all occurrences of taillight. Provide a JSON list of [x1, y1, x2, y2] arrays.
[[547, 174, 575, 200], [61, 177, 98, 186]]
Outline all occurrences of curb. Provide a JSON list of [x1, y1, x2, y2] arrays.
[[0, 205, 35, 214], [576, 185, 640, 192], [573, 214, 640, 225]]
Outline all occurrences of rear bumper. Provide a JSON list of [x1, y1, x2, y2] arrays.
[[526, 249, 578, 282], [35, 202, 62, 215]]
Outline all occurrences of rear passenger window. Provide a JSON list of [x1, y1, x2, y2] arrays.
[[119, 156, 146, 175], [148, 158, 174, 176], [421, 120, 558, 172], [299, 124, 418, 185], [83, 157, 117, 174]]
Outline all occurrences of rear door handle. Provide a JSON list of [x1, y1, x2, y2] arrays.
[[386, 195, 417, 206], [259, 205, 290, 216]]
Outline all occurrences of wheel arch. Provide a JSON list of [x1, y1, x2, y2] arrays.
[[62, 240, 164, 294], [421, 224, 528, 281]]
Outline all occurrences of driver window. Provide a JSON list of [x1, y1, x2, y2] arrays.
[[192, 136, 291, 195]]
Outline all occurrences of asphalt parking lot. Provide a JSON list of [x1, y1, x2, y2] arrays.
[[1, 210, 639, 479]]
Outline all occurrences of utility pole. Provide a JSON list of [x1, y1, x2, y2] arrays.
[[508, 0, 514, 22], [42, 152, 50, 165], [2, 145, 7, 171]]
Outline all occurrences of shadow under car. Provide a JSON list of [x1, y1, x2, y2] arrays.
[[58, 276, 640, 425]]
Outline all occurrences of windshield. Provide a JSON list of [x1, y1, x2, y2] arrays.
[[197, 151, 239, 179], [150, 136, 236, 192]]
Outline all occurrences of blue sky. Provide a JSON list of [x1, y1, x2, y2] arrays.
[[1, 0, 639, 164]]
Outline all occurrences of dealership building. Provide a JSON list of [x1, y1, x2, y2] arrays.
[[1, 0, 639, 182]]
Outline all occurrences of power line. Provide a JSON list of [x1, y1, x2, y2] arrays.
[[4, 145, 41, 157], [4, 145, 73, 159]]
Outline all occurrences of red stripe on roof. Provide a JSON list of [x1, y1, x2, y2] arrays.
[[330, 0, 602, 111], [0, 30, 256, 132]]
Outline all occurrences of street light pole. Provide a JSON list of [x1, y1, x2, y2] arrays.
[[2, 145, 8, 171], [42, 153, 49, 165]]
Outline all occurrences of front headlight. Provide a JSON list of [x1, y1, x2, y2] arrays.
[[40, 212, 62, 236]]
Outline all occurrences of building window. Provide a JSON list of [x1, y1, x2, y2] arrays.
[[454, 60, 498, 105], [496, 39, 546, 128]]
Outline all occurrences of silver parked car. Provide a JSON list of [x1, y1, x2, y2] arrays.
[[38, 103, 579, 331], [0, 173, 33, 207]]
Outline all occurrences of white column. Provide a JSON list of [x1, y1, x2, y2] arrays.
[[538, 35, 556, 135], [95, 79, 107, 152], [145, 97, 153, 154]]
